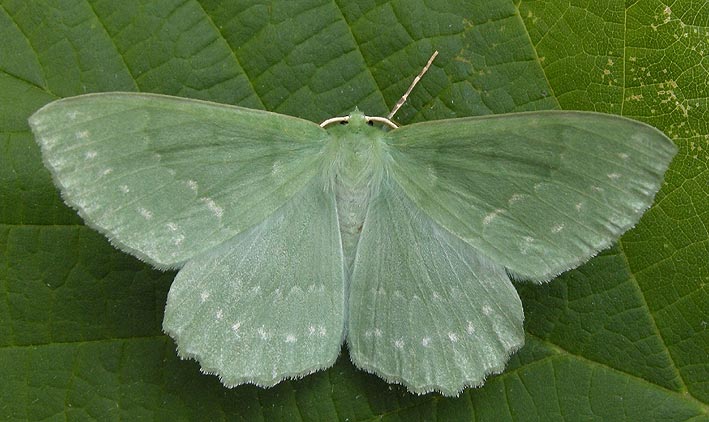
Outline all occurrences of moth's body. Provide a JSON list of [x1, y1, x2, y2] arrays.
[[324, 111, 388, 275], [29, 92, 676, 396]]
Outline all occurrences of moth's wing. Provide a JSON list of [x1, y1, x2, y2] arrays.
[[347, 178, 524, 396], [29, 92, 327, 268], [387, 111, 677, 281], [163, 179, 345, 387]]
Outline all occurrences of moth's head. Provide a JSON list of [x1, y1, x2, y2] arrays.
[[347, 108, 369, 128], [319, 107, 396, 132]]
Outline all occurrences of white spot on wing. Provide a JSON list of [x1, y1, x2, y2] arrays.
[[271, 160, 283, 177], [520, 236, 535, 255], [215, 309, 223, 320], [187, 180, 198, 192], [102, 168, 113, 176], [483, 208, 505, 225], [231, 322, 242, 339], [448, 332, 459, 342], [47, 156, 66, 169], [426, 165, 438, 184], [173, 234, 185, 246], [318, 326, 327, 337], [607, 173, 622, 180], [450, 287, 463, 299], [422, 337, 431, 347], [308, 284, 325, 293], [258, 327, 270, 340], [138, 207, 153, 220], [119, 185, 130, 194], [85, 151, 97, 160], [375, 287, 387, 296], [285, 334, 297, 343], [200, 197, 223, 218], [482, 305, 493, 316], [551, 223, 565, 233], [394, 339, 405, 349], [76, 130, 90, 139], [200, 291, 209, 302], [31, 120, 48, 133], [508, 193, 525, 205], [575, 202, 584, 211], [466, 320, 475, 334], [618, 153, 629, 160], [231, 277, 243, 290], [42, 136, 58, 149], [373, 328, 382, 337]]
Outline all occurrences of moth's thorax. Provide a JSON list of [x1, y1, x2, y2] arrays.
[[323, 111, 389, 275]]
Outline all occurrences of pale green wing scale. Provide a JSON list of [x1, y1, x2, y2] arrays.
[[163, 179, 345, 386], [347, 176, 524, 395], [386, 111, 677, 281], [29, 93, 329, 269]]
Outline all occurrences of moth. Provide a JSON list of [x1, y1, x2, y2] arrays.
[[28, 52, 676, 396]]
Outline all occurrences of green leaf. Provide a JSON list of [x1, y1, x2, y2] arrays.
[[1, 0, 706, 420]]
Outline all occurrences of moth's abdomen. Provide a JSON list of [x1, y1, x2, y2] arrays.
[[325, 124, 389, 278], [337, 183, 371, 275]]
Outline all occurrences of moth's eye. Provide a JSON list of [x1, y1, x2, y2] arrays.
[[340, 121, 348, 125], [367, 120, 374, 126]]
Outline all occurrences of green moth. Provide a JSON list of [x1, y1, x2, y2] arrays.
[[28, 55, 676, 396]]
